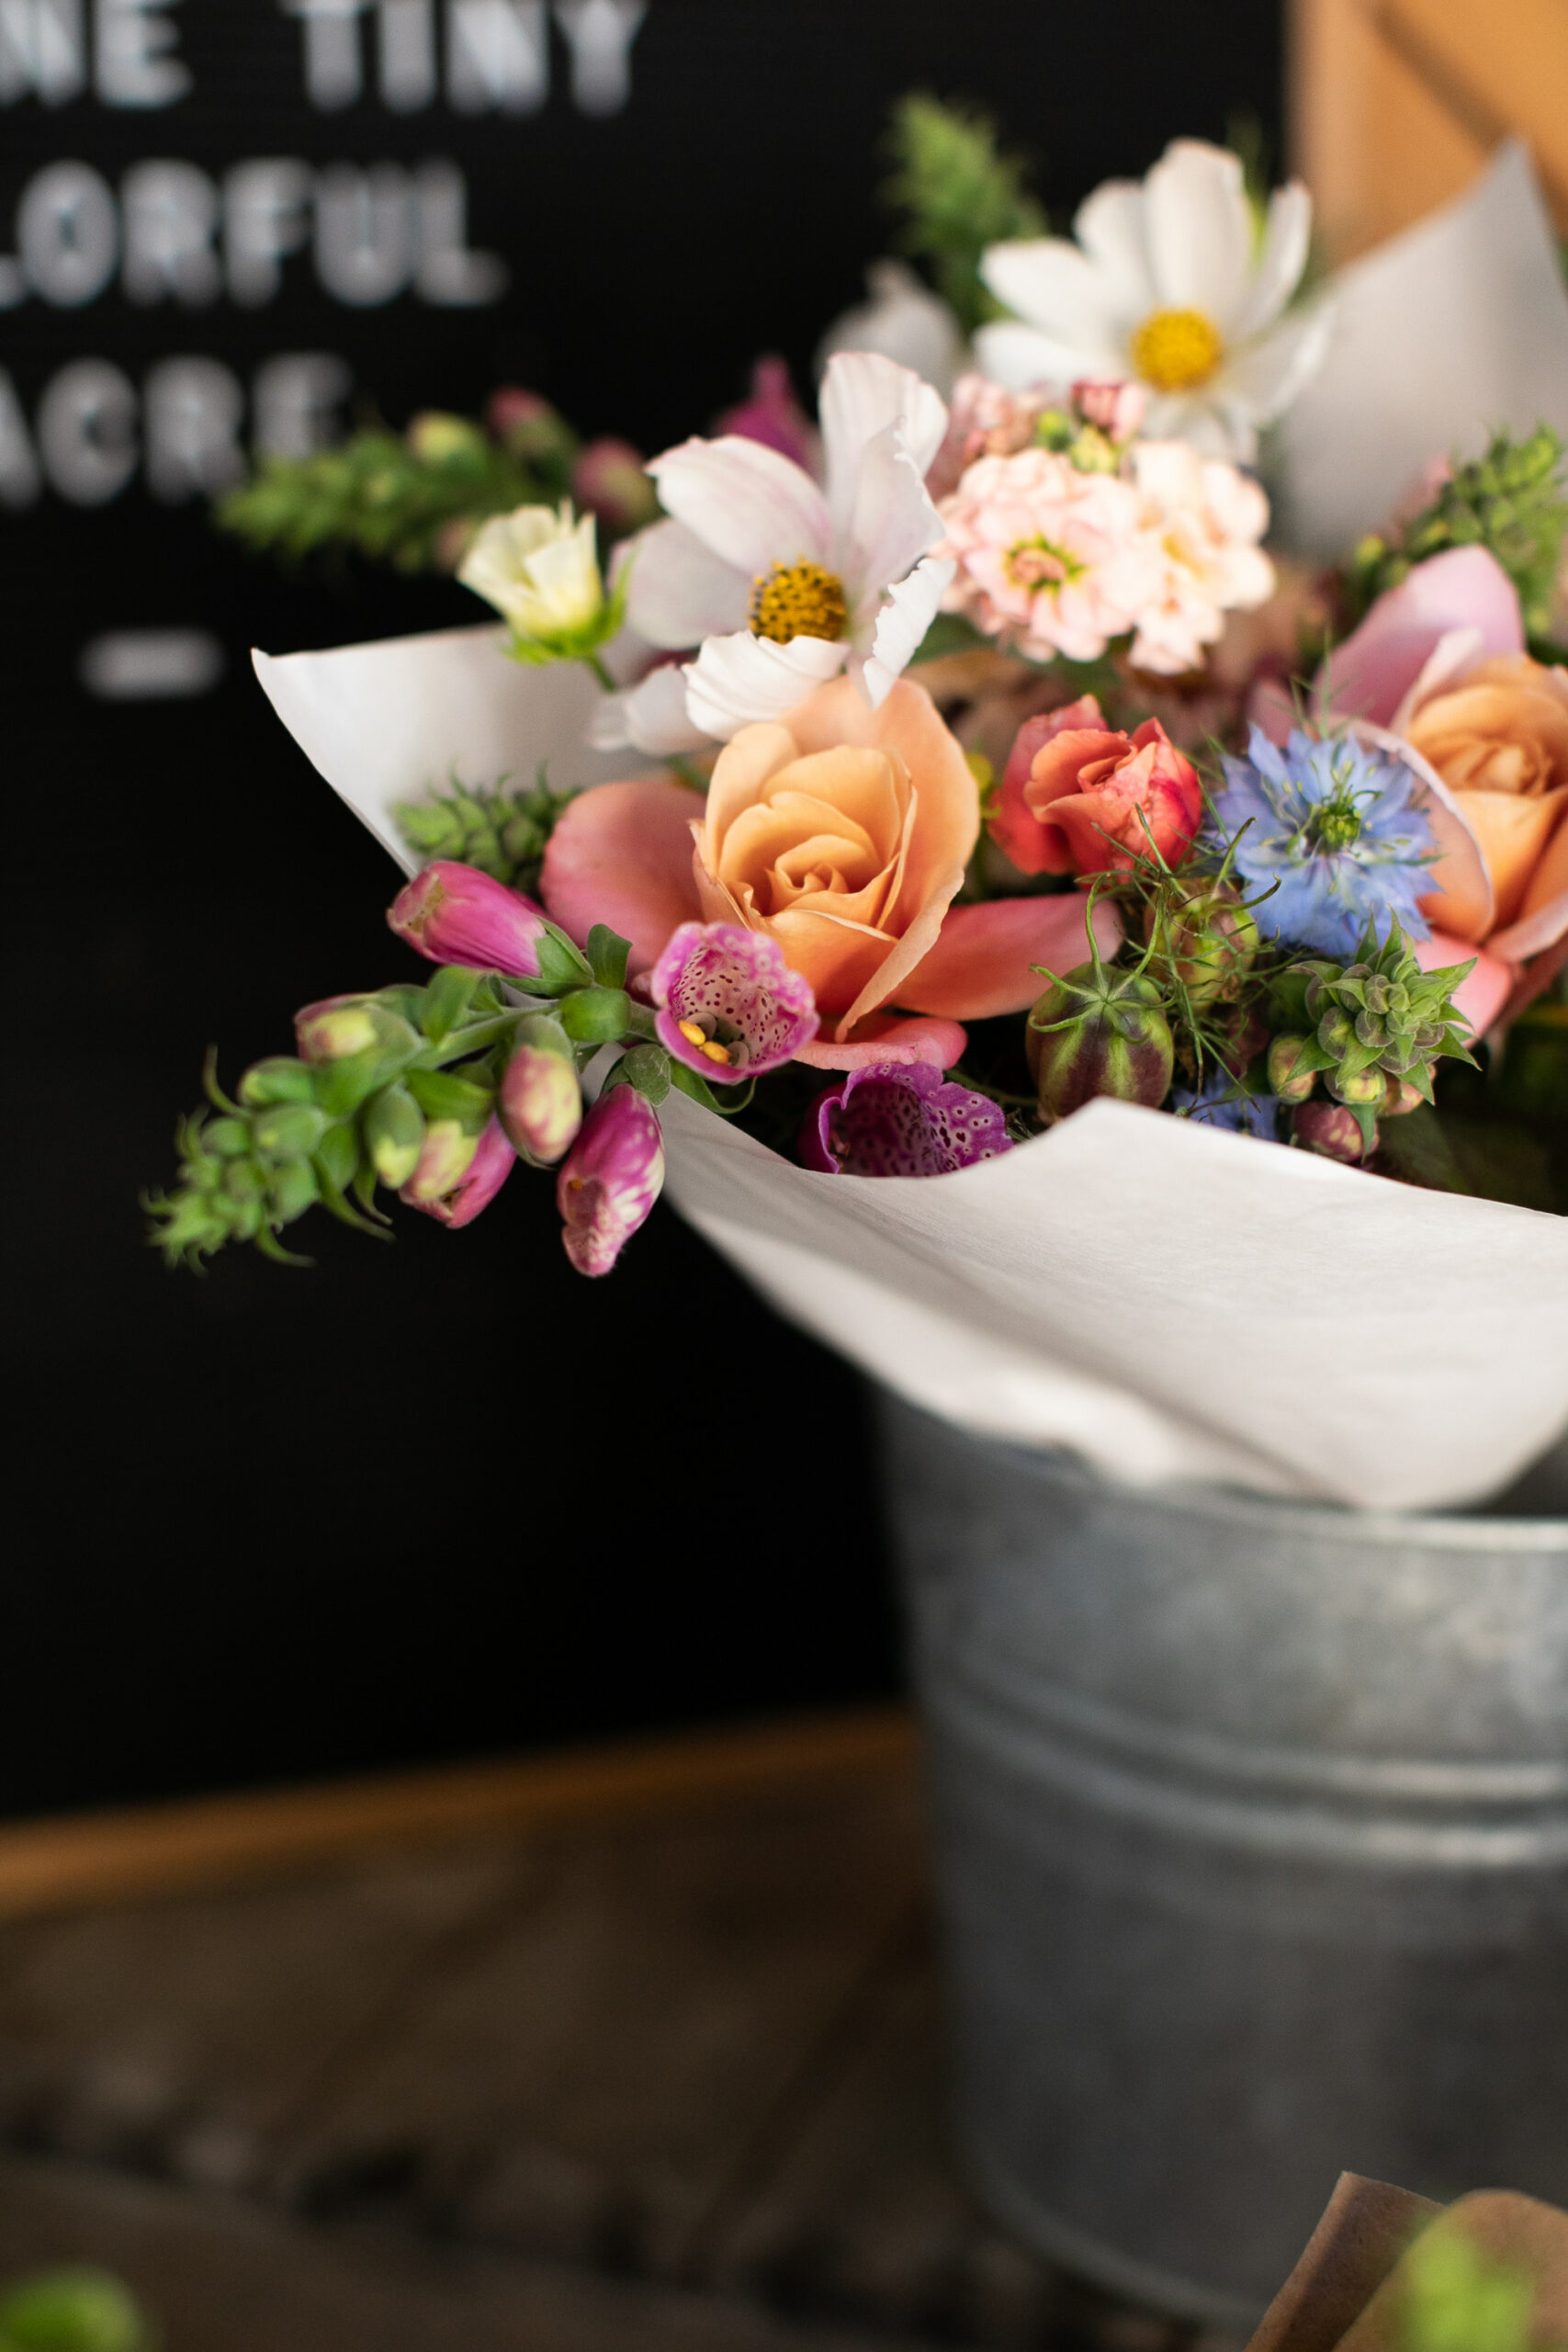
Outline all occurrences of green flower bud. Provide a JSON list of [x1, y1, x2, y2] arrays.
[[558, 985, 633, 1045], [238, 1057, 319, 1107], [267, 1158, 320, 1221], [1266, 1035, 1318, 1105], [251, 1102, 331, 1158], [363, 1084, 425, 1188], [1326, 1062, 1387, 1108]]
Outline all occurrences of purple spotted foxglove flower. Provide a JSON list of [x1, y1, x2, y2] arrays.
[[801, 1063, 1012, 1177], [402, 1114, 515, 1227], [650, 922, 818, 1083], [389, 862, 554, 979], [557, 1085, 664, 1275]]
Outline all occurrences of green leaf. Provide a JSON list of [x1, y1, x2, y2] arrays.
[[558, 986, 632, 1044], [585, 923, 631, 989], [404, 1067, 493, 1128], [668, 1059, 722, 1113], [418, 963, 482, 1042], [882, 92, 1046, 335]]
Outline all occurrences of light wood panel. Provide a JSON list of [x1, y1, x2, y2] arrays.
[[1290, 0, 1568, 262]]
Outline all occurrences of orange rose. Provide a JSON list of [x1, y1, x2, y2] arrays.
[[1407, 654, 1568, 943], [693, 676, 980, 1037]]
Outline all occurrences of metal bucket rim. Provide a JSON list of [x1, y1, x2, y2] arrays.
[[971, 1430, 1568, 1554]]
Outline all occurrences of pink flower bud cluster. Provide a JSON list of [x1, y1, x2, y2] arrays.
[[557, 1086, 665, 1275]]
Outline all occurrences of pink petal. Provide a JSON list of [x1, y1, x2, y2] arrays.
[[794, 1013, 966, 1071], [541, 778, 705, 976], [1325, 548, 1524, 729], [1416, 926, 1513, 1040], [896, 891, 1121, 1020]]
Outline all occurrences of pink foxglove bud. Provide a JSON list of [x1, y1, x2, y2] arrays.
[[501, 1017, 582, 1165], [556, 1086, 664, 1275], [389, 863, 551, 978], [571, 436, 658, 533], [402, 1114, 514, 1227], [485, 386, 572, 461], [716, 356, 819, 472], [295, 993, 379, 1062]]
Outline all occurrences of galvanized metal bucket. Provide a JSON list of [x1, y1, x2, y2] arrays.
[[879, 1395, 1568, 2330]]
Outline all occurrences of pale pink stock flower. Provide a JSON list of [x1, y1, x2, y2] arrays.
[[1124, 441, 1274, 674], [925, 372, 1049, 500], [936, 447, 1157, 663]]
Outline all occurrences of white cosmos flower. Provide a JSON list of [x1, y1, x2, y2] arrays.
[[975, 140, 1332, 464], [593, 351, 954, 752]]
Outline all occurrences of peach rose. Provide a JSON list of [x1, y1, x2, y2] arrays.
[[991, 701, 1202, 877], [541, 674, 1115, 1067], [1406, 654, 1568, 941]]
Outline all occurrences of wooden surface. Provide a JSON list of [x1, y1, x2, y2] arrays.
[[0, 1713, 1232, 2352], [1291, 0, 1568, 262]]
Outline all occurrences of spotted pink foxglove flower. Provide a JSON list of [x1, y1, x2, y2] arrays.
[[557, 1086, 665, 1275], [801, 1062, 1012, 1178], [650, 922, 818, 1083], [401, 1114, 515, 1227], [388, 862, 550, 978]]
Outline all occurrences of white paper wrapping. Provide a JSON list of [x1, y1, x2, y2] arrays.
[[254, 624, 1568, 1510], [1275, 141, 1568, 560]]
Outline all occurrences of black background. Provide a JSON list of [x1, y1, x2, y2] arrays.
[[3, 1, 1282, 1817]]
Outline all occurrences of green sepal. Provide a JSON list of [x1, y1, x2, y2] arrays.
[[238, 1057, 318, 1107], [668, 1059, 722, 1113], [405, 1066, 493, 1130], [585, 924, 631, 989], [614, 1043, 671, 1104], [311, 1044, 406, 1119], [267, 1157, 320, 1222], [558, 985, 633, 1044], [313, 1118, 359, 1194], [203, 1117, 250, 1158], [418, 963, 484, 1042], [532, 922, 596, 995]]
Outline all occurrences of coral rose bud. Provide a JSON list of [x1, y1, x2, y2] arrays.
[[501, 1017, 582, 1165], [1293, 1101, 1376, 1162], [1266, 1035, 1318, 1104], [556, 1085, 664, 1276], [389, 863, 584, 988], [993, 711, 1202, 879], [402, 1114, 514, 1227]]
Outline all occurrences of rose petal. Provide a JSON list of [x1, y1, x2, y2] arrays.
[[1489, 808, 1568, 959], [1416, 926, 1513, 1039], [541, 777, 705, 974], [793, 1012, 967, 1070], [1325, 547, 1525, 730], [897, 890, 1121, 1019]]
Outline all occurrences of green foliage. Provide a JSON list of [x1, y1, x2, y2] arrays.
[[882, 93, 1046, 335], [217, 412, 572, 574], [1400, 2228, 1538, 2352], [1345, 426, 1568, 650], [0, 2269, 151, 2352], [392, 772, 579, 896]]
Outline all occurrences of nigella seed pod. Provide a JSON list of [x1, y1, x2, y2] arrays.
[[1266, 1035, 1318, 1105], [1030, 964, 1175, 1126], [1293, 1100, 1376, 1162], [1156, 884, 1260, 1008], [501, 1018, 582, 1166]]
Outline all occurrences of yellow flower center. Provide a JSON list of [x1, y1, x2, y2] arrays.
[[1130, 307, 1224, 393], [749, 560, 849, 645]]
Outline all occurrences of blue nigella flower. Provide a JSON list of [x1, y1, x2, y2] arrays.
[[1210, 726, 1435, 960], [1172, 1071, 1281, 1140]]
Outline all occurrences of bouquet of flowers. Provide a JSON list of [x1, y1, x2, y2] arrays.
[[150, 131, 1568, 1510]]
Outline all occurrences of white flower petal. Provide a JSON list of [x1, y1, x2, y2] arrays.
[[1231, 181, 1314, 341], [981, 236, 1126, 349], [839, 419, 943, 622], [621, 518, 750, 650], [649, 435, 831, 576], [860, 555, 954, 707], [1134, 390, 1247, 458], [1071, 179, 1156, 321], [1142, 140, 1254, 327], [972, 320, 1117, 390], [682, 629, 848, 741], [816, 261, 966, 401], [1218, 301, 1336, 424], [820, 349, 950, 545], [589, 662, 713, 755]]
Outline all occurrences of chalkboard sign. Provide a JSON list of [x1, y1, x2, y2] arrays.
[[4, 2, 1280, 1818]]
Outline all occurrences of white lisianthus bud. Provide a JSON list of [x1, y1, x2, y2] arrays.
[[458, 502, 614, 661]]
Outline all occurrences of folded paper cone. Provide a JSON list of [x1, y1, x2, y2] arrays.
[[255, 622, 1568, 1512]]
